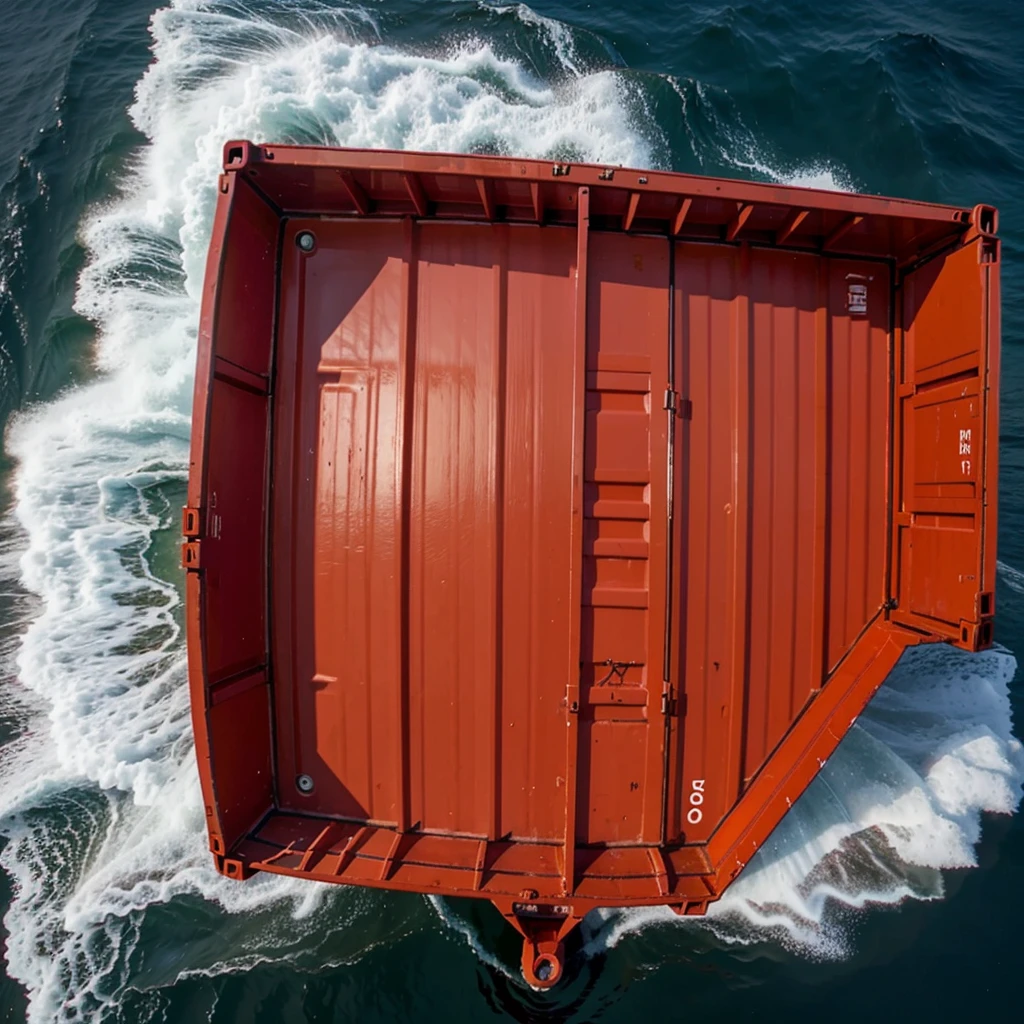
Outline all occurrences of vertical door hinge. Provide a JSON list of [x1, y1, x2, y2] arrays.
[[567, 681, 580, 714], [664, 390, 692, 419], [661, 690, 687, 716]]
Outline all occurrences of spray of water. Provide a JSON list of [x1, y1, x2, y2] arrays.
[[0, 2, 1018, 1019]]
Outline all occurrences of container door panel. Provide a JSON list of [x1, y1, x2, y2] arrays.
[[672, 246, 890, 844], [895, 237, 997, 646], [576, 233, 669, 846], [272, 219, 406, 823]]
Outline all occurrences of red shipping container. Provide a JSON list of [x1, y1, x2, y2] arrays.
[[184, 142, 999, 987]]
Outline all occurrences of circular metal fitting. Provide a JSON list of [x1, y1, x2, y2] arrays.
[[296, 773, 315, 794], [296, 230, 316, 252], [530, 953, 561, 987], [535, 956, 555, 982]]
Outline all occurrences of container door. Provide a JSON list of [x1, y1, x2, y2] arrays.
[[575, 233, 671, 846], [895, 236, 998, 646]]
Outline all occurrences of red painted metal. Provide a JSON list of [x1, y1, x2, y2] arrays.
[[184, 142, 999, 986]]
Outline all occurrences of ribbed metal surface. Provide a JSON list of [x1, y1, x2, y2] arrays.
[[184, 145, 998, 981]]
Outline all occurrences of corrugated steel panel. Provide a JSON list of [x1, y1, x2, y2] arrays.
[[185, 143, 999, 986]]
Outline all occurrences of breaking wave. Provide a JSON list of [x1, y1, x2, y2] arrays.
[[583, 644, 1022, 962], [0, 1, 1018, 1019]]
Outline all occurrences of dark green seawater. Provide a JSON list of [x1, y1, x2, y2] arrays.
[[1, 1, 1023, 1021]]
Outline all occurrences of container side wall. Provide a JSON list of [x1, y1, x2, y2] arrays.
[[672, 245, 890, 842], [190, 176, 277, 849], [675, 243, 743, 842], [408, 222, 505, 836], [272, 220, 578, 840], [741, 250, 818, 783], [824, 261, 890, 672], [191, 146, 1002, 924], [577, 232, 669, 845], [271, 219, 406, 823], [500, 227, 577, 841]]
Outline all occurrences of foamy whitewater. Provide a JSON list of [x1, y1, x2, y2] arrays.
[[0, 2, 1020, 1019]]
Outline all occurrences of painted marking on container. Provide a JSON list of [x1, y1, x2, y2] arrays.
[[847, 283, 867, 315], [687, 779, 705, 824], [960, 428, 972, 456]]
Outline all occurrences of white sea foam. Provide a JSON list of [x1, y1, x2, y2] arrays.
[[0, 2, 652, 1018], [668, 74, 855, 190], [998, 559, 1024, 595], [428, 895, 519, 981], [584, 644, 1022, 962], [480, 1, 587, 77], [0, 0, 1019, 1017]]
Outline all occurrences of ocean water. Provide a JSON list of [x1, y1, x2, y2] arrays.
[[0, 1, 1023, 1021]]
